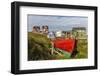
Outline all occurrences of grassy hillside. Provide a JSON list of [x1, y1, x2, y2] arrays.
[[28, 32, 53, 60]]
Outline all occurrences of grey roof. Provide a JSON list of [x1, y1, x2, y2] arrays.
[[72, 27, 86, 30]]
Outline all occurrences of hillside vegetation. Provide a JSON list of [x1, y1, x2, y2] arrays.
[[28, 32, 52, 60]]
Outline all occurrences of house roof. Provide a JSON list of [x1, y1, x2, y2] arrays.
[[72, 27, 86, 30]]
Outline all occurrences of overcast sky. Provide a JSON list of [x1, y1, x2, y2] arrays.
[[28, 15, 88, 32]]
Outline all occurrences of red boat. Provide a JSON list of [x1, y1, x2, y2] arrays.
[[53, 39, 75, 53]]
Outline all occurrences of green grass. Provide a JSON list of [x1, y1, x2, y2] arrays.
[[76, 39, 88, 59], [28, 32, 53, 60]]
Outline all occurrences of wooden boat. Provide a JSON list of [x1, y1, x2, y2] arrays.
[[53, 39, 76, 53]]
